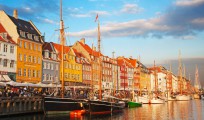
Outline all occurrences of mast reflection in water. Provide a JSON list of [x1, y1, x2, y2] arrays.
[[1, 100, 203, 120]]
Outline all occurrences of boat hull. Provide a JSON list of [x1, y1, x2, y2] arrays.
[[85, 100, 125, 115], [44, 97, 85, 114], [128, 101, 142, 108], [193, 94, 200, 99], [176, 95, 191, 101], [150, 98, 165, 104]]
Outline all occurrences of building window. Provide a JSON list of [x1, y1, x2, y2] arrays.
[[33, 56, 36, 63], [33, 70, 36, 77], [3, 44, 7, 52], [19, 40, 22, 48], [51, 63, 53, 70], [24, 42, 27, 49], [44, 62, 46, 69], [27, 34, 32, 39], [3, 59, 7, 67], [38, 57, 41, 64], [20, 31, 26, 37], [10, 46, 14, 53], [24, 54, 27, 62], [43, 74, 46, 80], [24, 69, 26, 77], [34, 44, 36, 51], [38, 45, 41, 51], [28, 55, 32, 62], [34, 36, 39, 41], [19, 54, 23, 61], [18, 68, 22, 76], [28, 69, 31, 77], [46, 74, 49, 81], [10, 60, 14, 68], [29, 43, 32, 50]]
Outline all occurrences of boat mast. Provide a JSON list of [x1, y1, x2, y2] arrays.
[[97, 15, 102, 100], [154, 61, 158, 95], [178, 50, 183, 95], [60, 0, 65, 98]]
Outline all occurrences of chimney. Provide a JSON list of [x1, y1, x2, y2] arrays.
[[13, 9, 18, 19], [93, 46, 96, 51], [80, 38, 85, 44]]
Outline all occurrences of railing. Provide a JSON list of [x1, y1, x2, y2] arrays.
[[0, 96, 43, 116]]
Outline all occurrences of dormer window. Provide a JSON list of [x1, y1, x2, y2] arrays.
[[52, 53, 56, 60], [34, 36, 39, 41], [20, 31, 26, 37], [45, 50, 49, 58], [0, 33, 7, 39], [27, 34, 32, 39]]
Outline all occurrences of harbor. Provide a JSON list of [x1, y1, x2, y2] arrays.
[[1, 99, 204, 120], [0, 0, 204, 119]]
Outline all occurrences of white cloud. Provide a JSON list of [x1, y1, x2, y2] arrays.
[[70, 10, 110, 18], [181, 35, 196, 40], [175, 0, 204, 6], [43, 18, 58, 25], [121, 4, 143, 14], [191, 18, 204, 24]]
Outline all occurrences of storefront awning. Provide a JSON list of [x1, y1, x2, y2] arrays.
[[3, 75, 11, 81]]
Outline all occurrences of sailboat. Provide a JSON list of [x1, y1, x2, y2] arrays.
[[128, 74, 142, 108], [167, 64, 176, 101], [43, 0, 85, 115], [175, 51, 190, 101], [193, 65, 200, 99], [84, 14, 125, 115], [150, 61, 165, 104]]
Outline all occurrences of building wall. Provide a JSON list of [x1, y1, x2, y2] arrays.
[[42, 59, 59, 84], [0, 41, 17, 81], [0, 11, 19, 41], [16, 38, 42, 83]]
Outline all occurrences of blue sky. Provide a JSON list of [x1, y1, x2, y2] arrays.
[[0, 0, 204, 86]]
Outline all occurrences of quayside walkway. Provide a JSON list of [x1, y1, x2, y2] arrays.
[[0, 96, 43, 117]]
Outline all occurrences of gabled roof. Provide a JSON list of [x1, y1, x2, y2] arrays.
[[73, 48, 85, 58], [78, 41, 103, 57], [117, 57, 133, 68], [0, 23, 16, 44], [125, 58, 137, 67], [51, 42, 70, 59], [8, 15, 40, 35], [42, 42, 54, 52]]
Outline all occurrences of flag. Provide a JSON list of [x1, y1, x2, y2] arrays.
[[95, 14, 98, 22]]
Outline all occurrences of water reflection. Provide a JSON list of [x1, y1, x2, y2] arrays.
[[1, 100, 204, 120]]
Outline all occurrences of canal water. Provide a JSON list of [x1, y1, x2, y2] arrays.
[[1, 99, 204, 120]]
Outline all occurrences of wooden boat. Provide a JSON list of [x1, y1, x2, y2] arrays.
[[176, 51, 190, 101], [150, 61, 165, 104], [128, 101, 142, 108], [85, 14, 125, 115], [43, 0, 85, 115]]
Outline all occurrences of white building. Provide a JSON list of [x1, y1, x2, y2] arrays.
[[0, 23, 17, 81]]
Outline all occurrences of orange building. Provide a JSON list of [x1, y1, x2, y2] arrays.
[[0, 10, 44, 83]]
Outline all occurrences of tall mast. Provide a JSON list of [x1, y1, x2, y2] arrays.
[[154, 60, 157, 94], [97, 16, 102, 100], [60, 0, 65, 98], [178, 50, 183, 94]]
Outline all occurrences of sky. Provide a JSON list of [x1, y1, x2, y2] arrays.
[[0, 0, 204, 87]]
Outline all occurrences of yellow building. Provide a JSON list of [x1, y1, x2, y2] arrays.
[[52, 42, 82, 86], [0, 10, 44, 83]]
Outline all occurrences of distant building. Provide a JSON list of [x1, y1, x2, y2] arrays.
[[0, 10, 44, 83], [42, 42, 60, 84], [0, 23, 17, 81]]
